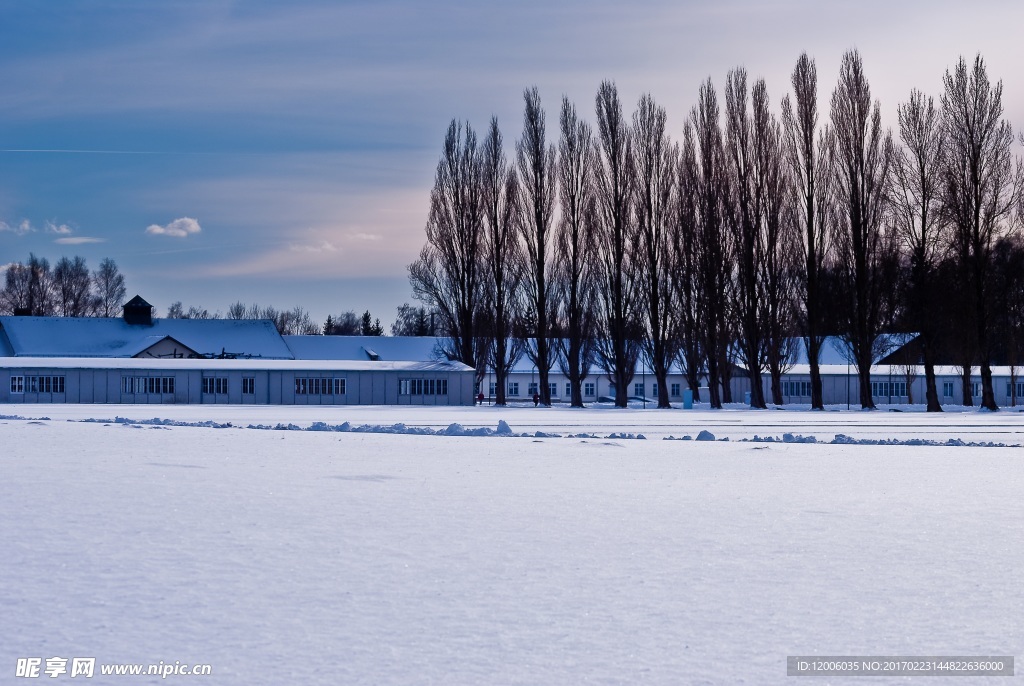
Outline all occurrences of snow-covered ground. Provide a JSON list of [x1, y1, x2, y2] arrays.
[[2, 404, 1022, 684]]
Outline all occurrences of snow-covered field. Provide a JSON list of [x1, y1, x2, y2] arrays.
[[2, 404, 1022, 684]]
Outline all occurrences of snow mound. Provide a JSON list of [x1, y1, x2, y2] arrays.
[[740, 432, 1018, 448], [39, 415, 1021, 447]]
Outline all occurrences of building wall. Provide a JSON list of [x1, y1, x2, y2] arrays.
[[0, 366, 475, 406], [770, 373, 1024, 407], [479, 368, 1024, 408], [480, 370, 751, 404]]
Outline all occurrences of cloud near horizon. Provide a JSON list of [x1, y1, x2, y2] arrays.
[[146, 217, 202, 238], [288, 241, 337, 253], [55, 236, 105, 245]]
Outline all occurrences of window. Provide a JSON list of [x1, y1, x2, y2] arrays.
[[508, 382, 519, 397], [527, 382, 538, 396], [634, 383, 644, 397], [123, 376, 173, 395], [584, 382, 595, 397], [565, 382, 571, 397], [295, 376, 344, 395], [11, 375, 65, 395], [204, 377, 228, 395], [782, 380, 811, 397], [489, 382, 497, 396], [972, 382, 982, 398], [870, 381, 907, 399], [398, 378, 447, 396], [671, 383, 681, 398], [652, 383, 659, 397], [1006, 381, 1024, 398], [549, 382, 557, 397], [942, 381, 954, 398], [242, 377, 255, 395]]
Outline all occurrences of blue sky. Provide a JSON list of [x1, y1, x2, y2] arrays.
[[1, 0, 1022, 328]]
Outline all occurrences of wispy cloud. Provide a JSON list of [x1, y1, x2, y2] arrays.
[[289, 241, 337, 253], [0, 219, 34, 235], [347, 232, 382, 242], [146, 217, 202, 238], [45, 221, 73, 235], [55, 236, 105, 245]]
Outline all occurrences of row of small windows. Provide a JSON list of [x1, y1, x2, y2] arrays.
[[782, 380, 812, 397], [10, 376, 65, 394], [871, 381, 908, 399], [202, 377, 229, 395], [485, 381, 686, 398], [123, 376, 176, 395], [399, 378, 448, 396], [295, 377, 346, 395]]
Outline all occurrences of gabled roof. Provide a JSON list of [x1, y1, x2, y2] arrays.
[[123, 295, 153, 309], [127, 335, 198, 358], [0, 316, 294, 359]]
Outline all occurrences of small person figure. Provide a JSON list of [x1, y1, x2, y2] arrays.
[[532, 392, 540, 407], [477, 392, 484, 405]]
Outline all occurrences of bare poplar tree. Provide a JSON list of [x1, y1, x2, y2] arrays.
[[554, 96, 598, 408], [782, 52, 834, 410], [891, 89, 946, 411], [481, 116, 526, 405], [408, 119, 486, 374], [691, 78, 731, 409], [593, 80, 641, 407], [516, 87, 558, 405], [673, 124, 705, 399], [724, 68, 778, 408], [93, 257, 126, 317], [633, 93, 678, 408], [941, 54, 1022, 411], [831, 49, 894, 409], [759, 85, 801, 405]]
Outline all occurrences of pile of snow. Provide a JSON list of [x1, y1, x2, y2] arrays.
[[0, 414, 1005, 447], [743, 432, 1018, 448]]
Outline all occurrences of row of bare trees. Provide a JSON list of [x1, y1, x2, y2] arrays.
[[410, 50, 1024, 410], [1, 254, 127, 318]]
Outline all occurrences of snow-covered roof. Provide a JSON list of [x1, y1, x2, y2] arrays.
[[285, 335, 445, 362], [0, 356, 474, 373], [781, 364, 1020, 377], [0, 316, 294, 359], [788, 334, 919, 366]]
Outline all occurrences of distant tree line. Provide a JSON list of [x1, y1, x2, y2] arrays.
[[171, 302, 433, 338], [409, 51, 1024, 411], [1, 256, 435, 339], [1, 254, 127, 318]]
